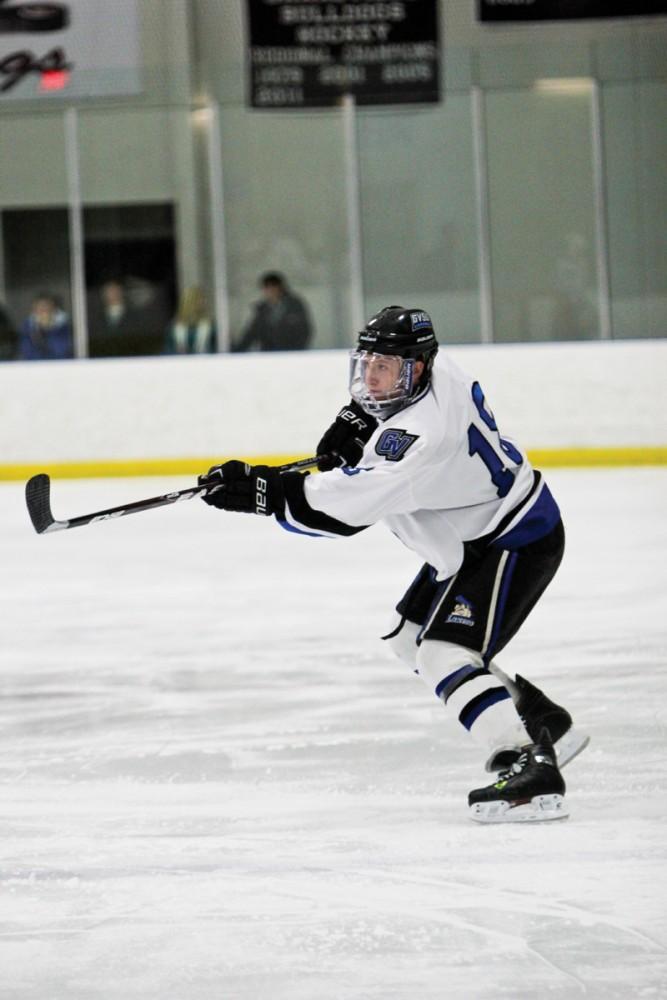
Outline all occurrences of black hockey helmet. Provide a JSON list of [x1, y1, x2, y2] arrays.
[[358, 306, 438, 366], [350, 306, 439, 417]]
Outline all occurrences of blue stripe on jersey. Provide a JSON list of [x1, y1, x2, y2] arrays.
[[281, 471, 368, 538], [459, 687, 512, 731], [494, 482, 561, 550], [277, 519, 327, 538]]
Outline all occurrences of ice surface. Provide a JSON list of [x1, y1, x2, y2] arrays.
[[1, 469, 666, 999]]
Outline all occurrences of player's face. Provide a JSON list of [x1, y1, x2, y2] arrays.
[[363, 353, 403, 400], [362, 353, 425, 401], [349, 350, 426, 416]]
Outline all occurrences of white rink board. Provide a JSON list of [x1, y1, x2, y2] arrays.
[[1, 339, 666, 465]]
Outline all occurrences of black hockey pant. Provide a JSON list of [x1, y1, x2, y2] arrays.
[[393, 519, 565, 664]]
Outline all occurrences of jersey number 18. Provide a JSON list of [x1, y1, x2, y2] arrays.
[[467, 382, 523, 498]]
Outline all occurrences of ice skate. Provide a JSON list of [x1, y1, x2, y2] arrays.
[[470, 728, 568, 823], [485, 674, 589, 773]]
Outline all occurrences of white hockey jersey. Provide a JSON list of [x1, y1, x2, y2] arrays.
[[279, 354, 560, 580]]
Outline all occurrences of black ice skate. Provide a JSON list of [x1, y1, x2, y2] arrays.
[[484, 674, 589, 773], [470, 729, 568, 824]]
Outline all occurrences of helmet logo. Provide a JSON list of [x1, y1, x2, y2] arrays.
[[410, 311, 432, 331]]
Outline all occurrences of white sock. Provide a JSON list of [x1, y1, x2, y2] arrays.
[[416, 639, 531, 752]]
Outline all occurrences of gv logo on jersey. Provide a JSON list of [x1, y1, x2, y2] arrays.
[[375, 428, 419, 462]]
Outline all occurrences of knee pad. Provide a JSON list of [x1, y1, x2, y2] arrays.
[[382, 614, 421, 671], [416, 640, 484, 696]]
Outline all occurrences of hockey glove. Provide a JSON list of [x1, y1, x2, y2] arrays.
[[199, 461, 283, 516], [316, 400, 377, 471]]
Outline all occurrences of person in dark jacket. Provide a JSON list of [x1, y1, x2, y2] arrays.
[[0, 300, 17, 360], [88, 279, 164, 358], [233, 272, 313, 353], [18, 293, 72, 361]]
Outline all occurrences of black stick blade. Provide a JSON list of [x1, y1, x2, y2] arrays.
[[25, 474, 58, 534]]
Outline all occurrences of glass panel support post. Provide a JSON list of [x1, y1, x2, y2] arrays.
[[204, 101, 231, 352], [471, 86, 494, 345], [342, 93, 365, 339], [64, 107, 88, 359], [591, 80, 612, 340]]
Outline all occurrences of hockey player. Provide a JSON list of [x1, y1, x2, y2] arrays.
[[199, 306, 588, 823]]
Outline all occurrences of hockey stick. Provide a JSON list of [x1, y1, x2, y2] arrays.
[[25, 456, 321, 535]]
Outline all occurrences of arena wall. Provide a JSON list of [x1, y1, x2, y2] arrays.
[[1, 340, 666, 479]]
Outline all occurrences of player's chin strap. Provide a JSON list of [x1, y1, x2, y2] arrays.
[[25, 455, 323, 535]]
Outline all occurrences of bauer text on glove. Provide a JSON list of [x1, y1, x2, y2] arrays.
[[316, 400, 377, 472], [198, 461, 284, 515]]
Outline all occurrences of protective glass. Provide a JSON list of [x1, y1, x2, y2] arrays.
[[349, 350, 415, 418]]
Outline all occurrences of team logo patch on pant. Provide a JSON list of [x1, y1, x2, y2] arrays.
[[446, 595, 475, 627]]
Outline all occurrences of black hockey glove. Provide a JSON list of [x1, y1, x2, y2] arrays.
[[316, 400, 377, 472], [199, 461, 283, 516]]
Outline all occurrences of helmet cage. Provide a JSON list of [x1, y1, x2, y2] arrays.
[[349, 350, 417, 418]]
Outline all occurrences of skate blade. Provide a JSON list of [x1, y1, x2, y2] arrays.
[[555, 728, 589, 768], [469, 794, 569, 824]]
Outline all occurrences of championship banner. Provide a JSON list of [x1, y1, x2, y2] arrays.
[[246, 0, 440, 108], [478, 0, 667, 21], [0, 0, 141, 100]]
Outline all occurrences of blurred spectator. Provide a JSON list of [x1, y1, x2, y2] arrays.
[[18, 293, 72, 361], [0, 299, 17, 360], [165, 285, 217, 354], [88, 278, 163, 358], [552, 233, 598, 340], [233, 272, 313, 353]]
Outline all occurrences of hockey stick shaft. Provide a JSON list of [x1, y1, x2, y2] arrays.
[[25, 456, 321, 534]]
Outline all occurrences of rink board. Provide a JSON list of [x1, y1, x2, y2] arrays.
[[1, 340, 666, 478]]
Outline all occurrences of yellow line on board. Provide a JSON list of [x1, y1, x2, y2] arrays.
[[0, 456, 308, 481], [1, 447, 666, 481], [526, 447, 667, 467]]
